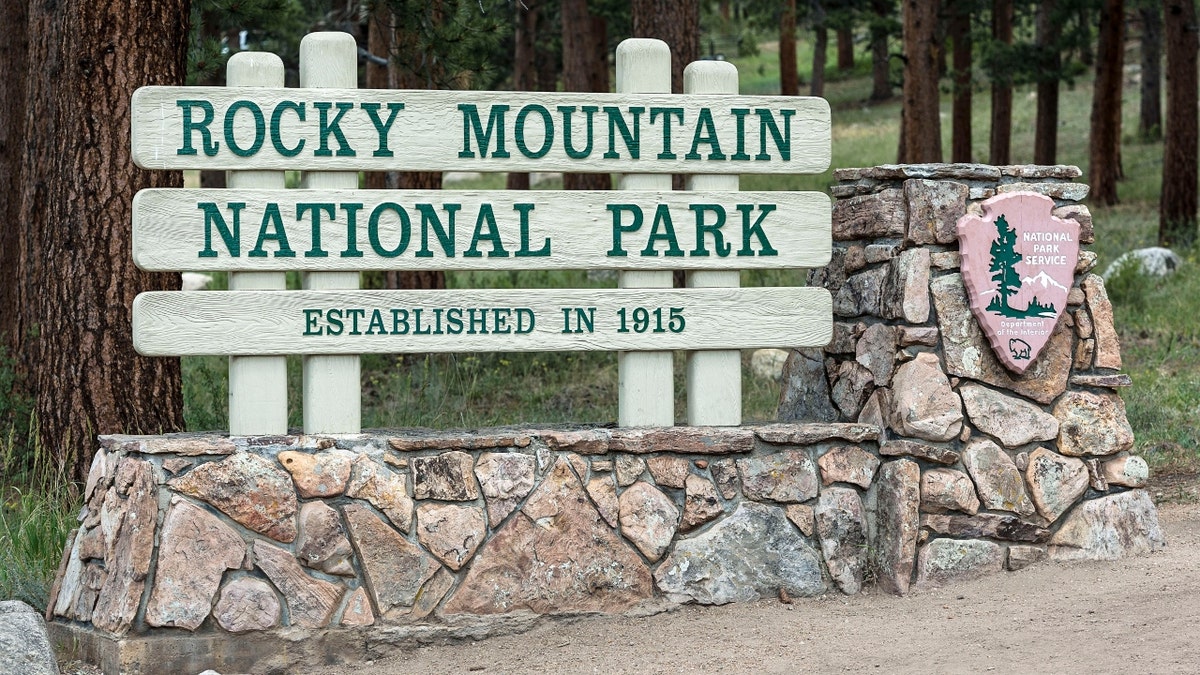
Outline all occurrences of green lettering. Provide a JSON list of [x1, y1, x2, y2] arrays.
[[198, 201, 242, 258], [360, 102, 405, 157], [177, 100, 218, 156], [223, 100, 266, 157], [458, 104, 511, 158], [755, 108, 794, 161], [689, 204, 731, 257], [642, 205, 684, 257], [650, 107, 684, 159], [606, 204, 643, 257], [515, 204, 549, 257], [248, 204, 295, 257], [415, 204, 459, 258], [463, 205, 509, 258], [339, 203, 364, 258], [303, 309, 323, 335], [684, 108, 725, 160], [314, 101, 356, 157], [730, 108, 751, 160], [270, 101, 305, 157], [737, 204, 779, 256], [296, 203, 334, 257], [368, 202, 410, 257], [603, 106, 643, 159], [515, 104, 554, 159], [559, 106, 598, 158]]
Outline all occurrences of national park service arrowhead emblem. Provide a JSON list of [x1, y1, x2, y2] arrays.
[[957, 192, 1080, 374]]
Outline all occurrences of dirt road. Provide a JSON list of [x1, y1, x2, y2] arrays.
[[307, 499, 1200, 675]]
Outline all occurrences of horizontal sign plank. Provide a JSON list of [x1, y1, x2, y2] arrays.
[[133, 189, 831, 272], [131, 87, 831, 174], [133, 287, 831, 356]]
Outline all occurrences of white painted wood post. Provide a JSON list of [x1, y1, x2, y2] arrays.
[[299, 32, 362, 434], [225, 52, 289, 435], [615, 38, 675, 427], [684, 61, 742, 426]]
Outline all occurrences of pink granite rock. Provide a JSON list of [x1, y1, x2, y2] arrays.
[[680, 474, 723, 532], [874, 459, 921, 595], [170, 452, 297, 542], [346, 454, 413, 533], [646, 456, 690, 489], [342, 504, 439, 618], [91, 458, 158, 635], [278, 449, 354, 498], [817, 445, 880, 488], [1102, 455, 1149, 488], [619, 482, 680, 562], [145, 497, 246, 629], [1054, 391, 1135, 457], [474, 452, 536, 527], [921, 468, 980, 515], [416, 503, 486, 571], [339, 586, 375, 626], [1081, 274, 1122, 369], [586, 474, 620, 527], [1024, 447, 1089, 522], [962, 438, 1036, 517], [412, 451, 479, 501], [959, 384, 1059, 447], [737, 451, 819, 503], [442, 458, 653, 615], [815, 487, 868, 594], [295, 501, 355, 576], [786, 504, 816, 537], [889, 353, 963, 442], [253, 540, 342, 629], [214, 577, 281, 633]]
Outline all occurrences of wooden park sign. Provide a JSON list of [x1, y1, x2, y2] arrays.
[[957, 192, 1080, 374], [127, 34, 833, 433]]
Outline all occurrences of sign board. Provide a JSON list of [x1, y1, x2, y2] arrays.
[[132, 189, 832, 271], [132, 287, 833, 356], [957, 192, 1080, 374], [130, 88, 831, 174]]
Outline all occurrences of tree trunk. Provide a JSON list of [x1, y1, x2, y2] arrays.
[[0, 0, 28, 353], [1160, 0, 1198, 246], [949, 4, 972, 162], [781, 0, 800, 96], [990, 0, 1013, 165], [507, 0, 540, 191], [1034, 0, 1061, 165], [837, 26, 855, 70], [365, 3, 395, 192], [870, 0, 893, 100], [901, 0, 942, 163], [390, 3, 446, 288], [811, 4, 828, 98], [633, 0, 698, 193], [1089, 0, 1126, 206], [562, 0, 610, 191], [632, 0, 699, 94], [20, 0, 188, 480], [1140, 3, 1163, 140]]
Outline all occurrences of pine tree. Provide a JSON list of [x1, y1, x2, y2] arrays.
[[988, 214, 1024, 317]]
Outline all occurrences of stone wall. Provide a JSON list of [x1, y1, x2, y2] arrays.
[[48, 163, 1167, 674], [781, 162, 1164, 589]]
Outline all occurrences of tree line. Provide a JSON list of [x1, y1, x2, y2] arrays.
[[0, 0, 1196, 482]]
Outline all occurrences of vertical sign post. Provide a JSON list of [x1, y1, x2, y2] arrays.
[[225, 52, 289, 435], [683, 61, 741, 426], [298, 32, 362, 434], [615, 38, 675, 427]]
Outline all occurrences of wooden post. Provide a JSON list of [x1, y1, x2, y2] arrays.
[[615, 38, 674, 427], [225, 52, 289, 435], [684, 61, 741, 426], [298, 32, 361, 434]]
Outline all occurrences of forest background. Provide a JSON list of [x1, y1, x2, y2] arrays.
[[1, 0, 1198, 612]]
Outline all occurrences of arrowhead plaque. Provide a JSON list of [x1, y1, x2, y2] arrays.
[[956, 192, 1080, 374]]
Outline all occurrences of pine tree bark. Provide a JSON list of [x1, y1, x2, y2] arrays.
[[562, 0, 611, 191], [1139, 2, 1163, 140], [811, 3, 828, 98], [632, 0, 699, 93], [506, 0, 540, 191], [1089, 0, 1126, 206], [781, 0, 800, 96], [837, 26, 855, 70], [990, 0, 1013, 165], [901, 0, 942, 163], [0, 0, 28, 353], [365, 3, 396, 192], [1160, 0, 1198, 246], [949, 3, 972, 162], [20, 0, 188, 479], [870, 0, 894, 100], [1034, 0, 1061, 165]]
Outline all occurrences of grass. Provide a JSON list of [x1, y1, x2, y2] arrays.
[[0, 428, 79, 613]]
